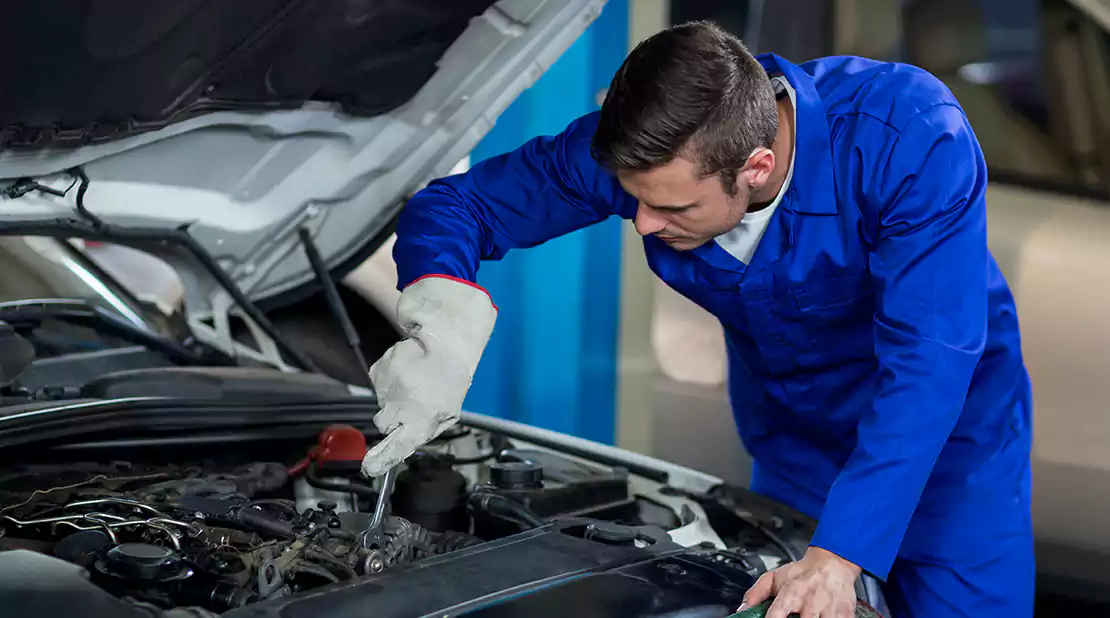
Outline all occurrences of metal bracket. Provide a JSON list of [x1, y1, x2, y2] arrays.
[[257, 557, 285, 599]]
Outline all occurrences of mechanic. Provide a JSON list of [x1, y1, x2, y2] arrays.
[[360, 21, 1034, 618]]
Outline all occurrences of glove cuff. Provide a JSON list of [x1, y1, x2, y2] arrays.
[[392, 274, 497, 376], [406, 274, 497, 311]]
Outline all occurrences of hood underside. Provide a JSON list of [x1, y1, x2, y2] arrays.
[[0, 0, 497, 149], [0, 0, 605, 367]]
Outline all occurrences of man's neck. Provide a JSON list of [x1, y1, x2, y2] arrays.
[[749, 95, 795, 210]]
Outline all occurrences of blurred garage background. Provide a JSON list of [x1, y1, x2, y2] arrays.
[[77, 0, 1110, 612]]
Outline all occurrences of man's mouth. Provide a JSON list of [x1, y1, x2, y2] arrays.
[[655, 234, 706, 251]]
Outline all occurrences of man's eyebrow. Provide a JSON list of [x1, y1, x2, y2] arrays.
[[646, 201, 696, 211]]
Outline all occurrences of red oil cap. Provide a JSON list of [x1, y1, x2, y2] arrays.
[[288, 424, 368, 475]]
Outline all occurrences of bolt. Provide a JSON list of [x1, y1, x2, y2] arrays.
[[362, 550, 385, 574], [659, 563, 686, 576]]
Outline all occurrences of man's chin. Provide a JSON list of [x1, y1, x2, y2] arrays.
[[659, 236, 709, 251]]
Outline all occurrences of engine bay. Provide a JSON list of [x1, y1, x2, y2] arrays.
[[0, 422, 780, 615]]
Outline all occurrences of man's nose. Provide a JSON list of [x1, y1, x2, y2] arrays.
[[634, 204, 667, 236]]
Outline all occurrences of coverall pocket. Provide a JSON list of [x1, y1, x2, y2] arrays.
[[791, 270, 876, 354], [739, 283, 812, 376], [793, 270, 873, 311]]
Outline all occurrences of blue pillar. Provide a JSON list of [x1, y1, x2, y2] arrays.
[[462, 1, 629, 444]]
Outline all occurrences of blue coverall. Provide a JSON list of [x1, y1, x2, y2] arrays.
[[392, 53, 1035, 617]]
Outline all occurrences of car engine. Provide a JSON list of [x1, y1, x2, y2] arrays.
[[0, 423, 698, 614]]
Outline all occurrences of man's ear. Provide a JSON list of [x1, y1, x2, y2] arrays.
[[740, 147, 775, 191]]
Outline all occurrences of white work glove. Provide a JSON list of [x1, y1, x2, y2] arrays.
[[360, 275, 497, 478]]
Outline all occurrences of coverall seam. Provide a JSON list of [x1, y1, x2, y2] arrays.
[[829, 102, 965, 135]]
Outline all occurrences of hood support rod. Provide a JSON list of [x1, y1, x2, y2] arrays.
[[298, 227, 371, 385]]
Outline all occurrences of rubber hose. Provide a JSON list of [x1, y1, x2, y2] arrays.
[[236, 508, 294, 538], [291, 563, 340, 584], [306, 547, 358, 580], [427, 530, 484, 554], [305, 463, 379, 500], [235, 462, 289, 497], [325, 527, 357, 542], [472, 492, 546, 529], [245, 499, 300, 518]]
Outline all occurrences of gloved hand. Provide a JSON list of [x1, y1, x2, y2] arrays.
[[360, 275, 497, 478]]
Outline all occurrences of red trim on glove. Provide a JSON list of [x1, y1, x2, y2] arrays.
[[407, 274, 498, 311]]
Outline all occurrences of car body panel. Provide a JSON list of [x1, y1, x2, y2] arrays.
[[985, 183, 1110, 596], [0, 0, 607, 368]]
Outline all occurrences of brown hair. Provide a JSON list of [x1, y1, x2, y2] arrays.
[[591, 21, 778, 195]]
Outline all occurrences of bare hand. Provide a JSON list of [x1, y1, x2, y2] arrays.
[[739, 546, 861, 618]]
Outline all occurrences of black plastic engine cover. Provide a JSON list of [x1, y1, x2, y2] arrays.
[[0, 549, 214, 617], [221, 519, 751, 618]]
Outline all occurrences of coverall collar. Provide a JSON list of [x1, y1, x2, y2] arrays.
[[689, 54, 839, 276], [756, 53, 839, 216]]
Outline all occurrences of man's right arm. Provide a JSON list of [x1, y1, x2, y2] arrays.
[[361, 111, 635, 478], [392, 110, 637, 289]]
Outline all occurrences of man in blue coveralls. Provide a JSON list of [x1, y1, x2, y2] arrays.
[[360, 21, 1034, 618]]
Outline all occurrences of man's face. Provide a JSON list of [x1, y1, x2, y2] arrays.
[[617, 156, 751, 251]]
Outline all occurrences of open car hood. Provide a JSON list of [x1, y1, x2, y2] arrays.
[[0, 0, 605, 367]]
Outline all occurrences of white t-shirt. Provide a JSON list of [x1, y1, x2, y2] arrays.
[[714, 75, 797, 265]]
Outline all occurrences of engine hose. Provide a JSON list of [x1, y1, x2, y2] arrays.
[[235, 507, 294, 538], [426, 529, 484, 554], [304, 463, 378, 501], [244, 499, 300, 518], [234, 462, 289, 497], [306, 547, 358, 581], [470, 492, 546, 529], [290, 563, 341, 584], [324, 527, 357, 542]]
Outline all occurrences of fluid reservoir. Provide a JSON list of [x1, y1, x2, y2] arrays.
[[489, 460, 544, 491], [392, 454, 469, 533]]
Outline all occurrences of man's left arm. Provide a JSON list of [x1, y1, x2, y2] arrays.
[[811, 103, 990, 579], [743, 103, 990, 618]]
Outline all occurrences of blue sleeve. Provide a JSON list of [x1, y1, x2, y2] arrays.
[[392, 111, 637, 289], [809, 104, 989, 579]]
